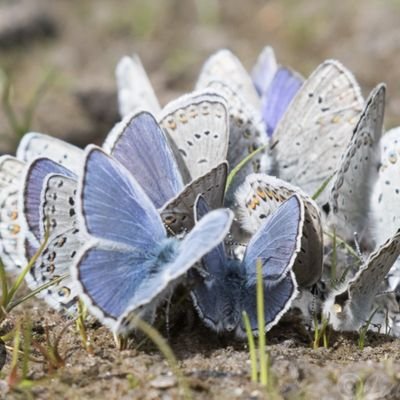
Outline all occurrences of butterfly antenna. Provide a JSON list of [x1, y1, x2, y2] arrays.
[[270, 139, 279, 151], [164, 223, 177, 237]]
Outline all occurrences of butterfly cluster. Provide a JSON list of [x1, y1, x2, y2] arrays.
[[1, 46, 399, 340]]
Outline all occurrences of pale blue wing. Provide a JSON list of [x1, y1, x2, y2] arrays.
[[243, 195, 303, 284], [241, 271, 298, 333], [117, 207, 233, 334], [22, 158, 75, 242], [103, 111, 183, 208], [79, 146, 165, 249], [262, 67, 303, 136]]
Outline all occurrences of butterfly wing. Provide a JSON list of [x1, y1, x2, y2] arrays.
[[0, 156, 26, 271], [240, 270, 298, 335], [116, 207, 233, 335], [236, 174, 322, 286], [324, 229, 400, 331], [16, 132, 83, 173], [242, 194, 304, 285], [103, 111, 183, 208], [20, 158, 75, 247], [160, 162, 227, 234], [115, 54, 161, 118], [25, 174, 81, 313], [328, 84, 385, 243], [159, 91, 229, 182], [261, 67, 304, 136], [251, 46, 278, 96], [371, 127, 400, 247], [272, 60, 364, 205], [196, 49, 261, 110]]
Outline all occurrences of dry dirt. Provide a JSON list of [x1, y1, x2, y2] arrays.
[[1, 1, 400, 399]]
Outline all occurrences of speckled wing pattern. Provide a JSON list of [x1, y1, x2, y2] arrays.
[[324, 229, 400, 331], [196, 49, 261, 110], [115, 54, 161, 118], [159, 91, 229, 182], [17, 132, 83, 173], [328, 84, 385, 243], [272, 60, 364, 206], [0, 156, 26, 271], [371, 127, 400, 247], [235, 174, 322, 287], [25, 174, 81, 313], [160, 162, 227, 234]]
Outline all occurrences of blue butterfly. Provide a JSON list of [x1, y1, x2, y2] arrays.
[[190, 194, 304, 338], [104, 111, 228, 234], [73, 146, 233, 335]]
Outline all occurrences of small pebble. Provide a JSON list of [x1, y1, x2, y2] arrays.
[[150, 376, 177, 389]]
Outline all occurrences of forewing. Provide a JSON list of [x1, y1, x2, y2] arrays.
[[115, 54, 161, 118], [159, 91, 229, 182], [328, 84, 385, 243], [103, 111, 183, 208], [78, 146, 165, 249], [272, 60, 364, 205], [251, 46, 278, 96], [243, 195, 304, 285]]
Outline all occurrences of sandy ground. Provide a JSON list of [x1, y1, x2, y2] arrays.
[[1, 0, 400, 399]]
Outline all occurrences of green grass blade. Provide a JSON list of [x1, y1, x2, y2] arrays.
[[256, 259, 268, 386], [312, 173, 334, 200], [225, 144, 268, 193], [6, 228, 50, 306], [323, 230, 362, 261], [7, 274, 68, 312], [0, 261, 8, 307], [242, 311, 258, 382]]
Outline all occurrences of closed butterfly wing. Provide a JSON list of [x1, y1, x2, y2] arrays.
[[17, 132, 83, 173], [324, 229, 400, 331], [272, 60, 364, 205], [328, 84, 385, 244], [25, 174, 81, 313], [160, 162, 227, 234], [251, 46, 278, 96], [20, 158, 75, 247], [0, 156, 26, 271], [196, 49, 261, 110], [243, 195, 304, 285], [115, 54, 161, 118], [103, 111, 183, 208], [159, 91, 229, 182], [261, 67, 304, 137], [371, 127, 400, 247], [236, 174, 322, 286], [200, 80, 271, 201]]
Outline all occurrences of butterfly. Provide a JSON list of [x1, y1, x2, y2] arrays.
[[190, 194, 303, 338], [271, 59, 364, 207], [104, 110, 228, 234], [323, 228, 400, 331], [252, 46, 304, 137], [158, 90, 229, 182], [325, 84, 385, 245], [72, 146, 233, 335], [235, 173, 323, 287], [115, 54, 161, 118]]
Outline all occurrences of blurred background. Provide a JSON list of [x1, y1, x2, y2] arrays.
[[0, 0, 399, 153]]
